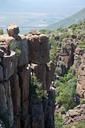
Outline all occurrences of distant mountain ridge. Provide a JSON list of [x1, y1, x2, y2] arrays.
[[48, 8, 85, 29]]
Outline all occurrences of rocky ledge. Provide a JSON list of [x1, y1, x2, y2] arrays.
[[64, 104, 85, 125]]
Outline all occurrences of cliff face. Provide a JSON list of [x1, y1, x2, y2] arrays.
[[0, 25, 55, 128]]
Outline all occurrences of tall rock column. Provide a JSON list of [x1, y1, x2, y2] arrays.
[[7, 24, 29, 128], [0, 38, 17, 128], [26, 32, 55, 128], [26, 32, 49, 90]]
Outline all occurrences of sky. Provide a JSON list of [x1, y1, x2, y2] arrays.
[[0, 0, 85, 17]]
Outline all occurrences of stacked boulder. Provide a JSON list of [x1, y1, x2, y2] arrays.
[[7, 24, 29, 128]]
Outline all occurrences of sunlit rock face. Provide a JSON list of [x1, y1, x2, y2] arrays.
[[74, 47, 84, 75], [26, 32, 50, 64], [7, 24, 19, 37], [76, 54, 85, 98]]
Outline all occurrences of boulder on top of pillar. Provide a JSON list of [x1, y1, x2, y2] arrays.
[[26, 32, 50, 64], [7, 24, 19, 37]]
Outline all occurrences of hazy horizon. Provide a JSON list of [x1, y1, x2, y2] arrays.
[[0, 0, 85, 33], [0, 0, 85, 17]]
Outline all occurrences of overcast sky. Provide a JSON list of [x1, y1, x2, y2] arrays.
[[0, 0, 85, 16]]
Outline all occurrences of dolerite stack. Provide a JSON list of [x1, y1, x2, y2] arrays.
[[0, 35, 16, 128], [26, 32, 55, 128], [0, 25, 55, 128], [7, 24, 29, 128], [26, 32, 50, 90]]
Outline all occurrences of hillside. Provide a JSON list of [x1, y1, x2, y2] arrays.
[[48, 20, 85, 128], [48, 8, 85, 29]]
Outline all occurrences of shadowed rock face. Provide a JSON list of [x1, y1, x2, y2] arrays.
[[55, 40, 75, 76], [0, 26, 55, 128], [0, 120, 6, 128]]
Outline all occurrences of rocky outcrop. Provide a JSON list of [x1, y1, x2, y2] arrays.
[[64, 104, 85, 125], [74, 47, 84, 75], [56, 38, 76, 75], [0, 25, 55, 128]]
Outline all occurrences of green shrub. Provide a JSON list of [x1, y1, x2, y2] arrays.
[[9, 41, 21, 56], [78, 41, 85, 50], [49, 36, 59, 61], [55, 112, 63, 128], [55, 69, 77, 111], [29, 74, 46, 99], [80, 98, 85, 104], [0, 28, 3, 35], [39, 29, 51, 34]]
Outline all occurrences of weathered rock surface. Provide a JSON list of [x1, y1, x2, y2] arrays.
[[74, 47, 84, 75], [46, 61, 56, 90], [43, 88, 55, 128], [10, 73, 21, 128], [30, 98, 45, 128], [18, 66, 29, 128], [64, 104, 85, 125], [30, 63, 47, 90], [56, 40, 75, 75], [76, 54, 85, 98], [26, 32, 49, 64], [3, 51, 17, 80]]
